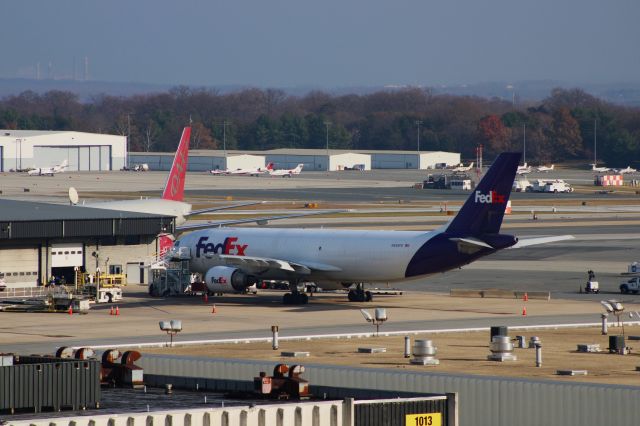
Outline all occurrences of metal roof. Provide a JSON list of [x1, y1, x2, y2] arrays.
[[0, 199, 168, 221], [0, 199, 174, 240], [0, 129, 119, 139]]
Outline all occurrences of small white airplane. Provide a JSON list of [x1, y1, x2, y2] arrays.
[[536, 164, 554, 172], [267, 163, 304, 177], [591, 164, 611, 172], [170, 152, 573, 305], [451, 162, 474, 172], [209, 166, 269, 176], [516, 163, 532, 175], [615, 166, 637, 174], [28, 160, 68, 176]]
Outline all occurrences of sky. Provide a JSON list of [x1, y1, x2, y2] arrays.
[[2, 0, 639, 88]]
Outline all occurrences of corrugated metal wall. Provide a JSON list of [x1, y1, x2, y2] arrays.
[[355, 398, 449, 426], [0, 357, 100, 412], [0, 218, 171, 240], [136, 355, 640, 426]]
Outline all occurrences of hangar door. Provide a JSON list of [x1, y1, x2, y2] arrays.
[[51, 243, 83, 286], [34, 146, 111, 171], [0, 247, 39, 287]]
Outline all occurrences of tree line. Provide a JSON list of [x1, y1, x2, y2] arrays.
[[0, 86, 638, 166]]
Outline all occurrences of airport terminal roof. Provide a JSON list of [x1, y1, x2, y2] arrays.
[[0, 199, 174, 240]]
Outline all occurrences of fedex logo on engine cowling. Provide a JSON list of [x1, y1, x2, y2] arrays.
[[196, 236, 247, 257], [474, 190, 506, 204]]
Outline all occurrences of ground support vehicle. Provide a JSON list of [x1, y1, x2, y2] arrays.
[[620, 277, 640, 294]]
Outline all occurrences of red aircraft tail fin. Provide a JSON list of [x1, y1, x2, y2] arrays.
[[162, 127, 191, 201]]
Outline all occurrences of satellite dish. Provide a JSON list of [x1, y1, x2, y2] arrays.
[[68, 187, 79, 205]]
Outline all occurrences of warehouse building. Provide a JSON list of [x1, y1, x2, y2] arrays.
[[367, 150, 461, 169], [129, 151, 266, 172], [0, 199, 174, 288], [0, 130, 126, 172], [131, 149, 458, 171], [265, 149, 372, 171]]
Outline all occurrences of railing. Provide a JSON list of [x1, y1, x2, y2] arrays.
[[0, 286, 68, 299]]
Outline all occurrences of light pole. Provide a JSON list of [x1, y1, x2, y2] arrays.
[[282, 132, 299, 148], [324, 121, 331, 171], [415, 120, 422, 169], [223, 120, 229, 158]]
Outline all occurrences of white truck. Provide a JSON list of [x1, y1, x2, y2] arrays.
[[528, 179, 573, 193], [620, 277, 640, 294]]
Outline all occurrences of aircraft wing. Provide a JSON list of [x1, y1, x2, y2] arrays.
[[213, 255, 341, 274], [187, 201, 265, 217], [176, 209, 350, 233], [510, 235, 574, 248]]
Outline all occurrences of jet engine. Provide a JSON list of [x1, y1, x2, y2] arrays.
[[204, 266, 257, 293]]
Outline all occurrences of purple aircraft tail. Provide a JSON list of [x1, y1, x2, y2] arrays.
[[446, 152, 520, 237]]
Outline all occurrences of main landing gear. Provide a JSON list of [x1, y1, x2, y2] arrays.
[[347, 283, 372, 302], [283, 281, 309, 305]]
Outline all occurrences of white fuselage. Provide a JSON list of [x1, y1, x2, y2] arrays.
[[83, 199, 192, 225], [178, 227, 437, 285]]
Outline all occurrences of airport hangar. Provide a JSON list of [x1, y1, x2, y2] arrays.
[[0, 199, 174, 288], [0, 129, 126, 172], [130, 148, 460, 171]]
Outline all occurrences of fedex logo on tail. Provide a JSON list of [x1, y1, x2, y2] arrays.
[[474, 190, 506, 204], [196, 236, 247, 257]]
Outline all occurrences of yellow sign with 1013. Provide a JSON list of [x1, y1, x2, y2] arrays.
[[405, 412, 441, 426]]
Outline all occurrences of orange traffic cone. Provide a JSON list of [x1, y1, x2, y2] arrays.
[[211, 304, 217, 314], [68, 305, 73, 316], [522, 306, 527, 316], [523, 292, 529, 302], [115, 306, 120, 316], [109, 306, 114, 316], [203, 293, 209, 303]]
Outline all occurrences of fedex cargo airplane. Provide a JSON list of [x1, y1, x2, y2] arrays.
[[171, 152, 571, 304]]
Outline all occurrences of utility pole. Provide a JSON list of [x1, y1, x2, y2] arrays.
[[523, 123, 526, 165], [324, 121, 331, 171], [127, 113, 131, 169], [415, 120, 422, 153], [594, 119, 597, 165]]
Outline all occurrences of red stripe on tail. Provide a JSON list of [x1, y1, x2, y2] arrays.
[[162, 127, 191, 201]]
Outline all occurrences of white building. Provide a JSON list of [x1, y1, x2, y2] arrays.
[[129, 151, 266, 172], [368, 151, 461, 169], [0, 130, 126, 172], [265, 149, 371, 171]]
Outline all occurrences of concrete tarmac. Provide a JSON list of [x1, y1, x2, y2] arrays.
[[1, 166, 640, 360]]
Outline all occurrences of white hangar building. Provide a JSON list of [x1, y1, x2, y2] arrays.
[[264, 149, 371, 171], [0, 130, 126, 172], [366, 150, 461, 169], [129, 151, 266, 172]]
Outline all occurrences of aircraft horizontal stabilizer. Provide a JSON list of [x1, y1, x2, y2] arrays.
[[510, 235, 574, 248], [449, 237, 494, 255]]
